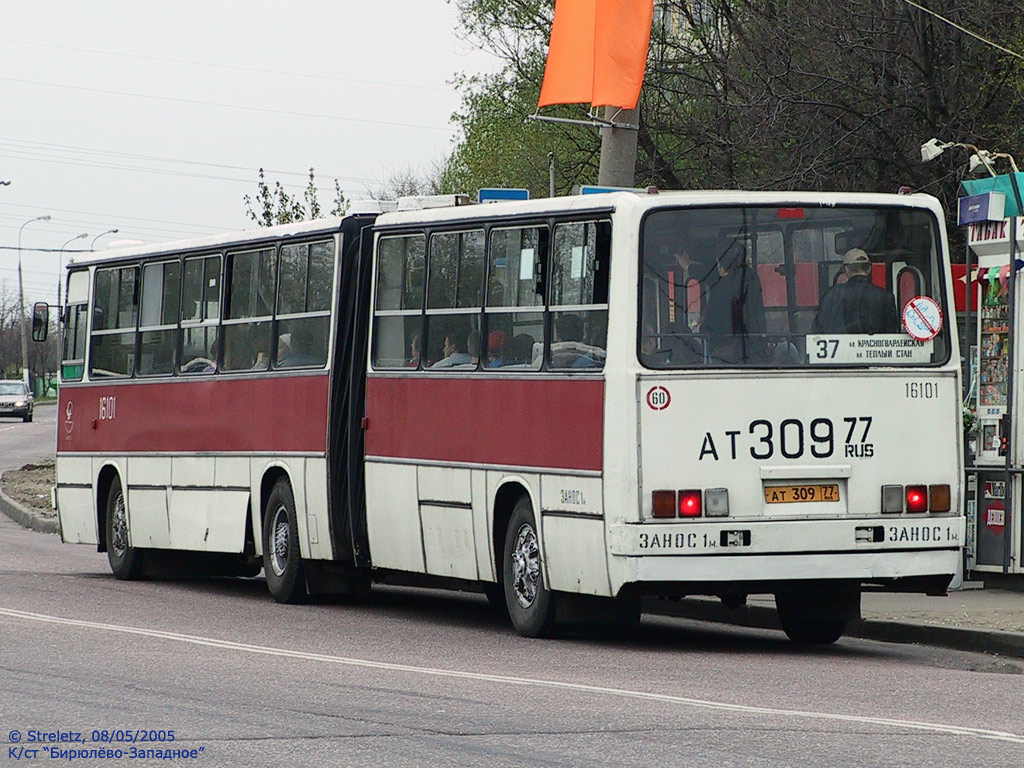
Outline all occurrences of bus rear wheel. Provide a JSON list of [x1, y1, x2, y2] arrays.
[[775, 592, 854, 645], [503, 496, 556, 637], [262, 479, 307, 604], [105, 475, 143, 580]]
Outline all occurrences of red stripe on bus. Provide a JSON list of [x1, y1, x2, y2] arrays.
[[57, 375, 330, 454], [364, 376, 604, 471]]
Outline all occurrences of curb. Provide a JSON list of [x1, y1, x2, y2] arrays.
[[0, 485, 59, 534], [645, 597, 1024, 659]]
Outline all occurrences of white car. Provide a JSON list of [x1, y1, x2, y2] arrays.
[[0, 380, 34, 422]]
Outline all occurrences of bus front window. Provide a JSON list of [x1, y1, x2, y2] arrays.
[[639, 205, 950, 368]]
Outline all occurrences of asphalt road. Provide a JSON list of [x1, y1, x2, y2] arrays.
[[0, 401, 56, 473], [1, 513, 1023, 767]]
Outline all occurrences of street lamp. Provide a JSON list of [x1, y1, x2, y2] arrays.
[[920, 138, 1019, 177], [18, 215, 52, 385], [91, 228, 119, 250], [921, 137, 1022, 214], [58, 233, 89, 311]]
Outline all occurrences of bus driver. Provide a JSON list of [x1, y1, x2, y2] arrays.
[[812, 248, 899, 334]]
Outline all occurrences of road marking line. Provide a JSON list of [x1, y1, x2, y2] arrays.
[[2, 605, 1022, 745]]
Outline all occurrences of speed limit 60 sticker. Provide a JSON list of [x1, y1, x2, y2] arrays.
[[646, 386, 671, 410]]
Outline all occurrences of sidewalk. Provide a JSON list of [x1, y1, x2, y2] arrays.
[[2, 488, 1022, 657]]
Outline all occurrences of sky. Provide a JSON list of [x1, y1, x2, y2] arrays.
[[0, 1, 500, 307]]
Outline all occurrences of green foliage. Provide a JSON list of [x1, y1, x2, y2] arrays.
[[437, 70, 601, 197], [243, 168, 348, 227], [437, 0, 601, 197]]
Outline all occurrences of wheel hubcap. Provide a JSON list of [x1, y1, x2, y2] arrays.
[[511, 523, 540, 608], [270, 505, 290, 577], [110, 491, 127, 557]]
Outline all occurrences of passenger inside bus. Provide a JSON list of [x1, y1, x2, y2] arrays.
[[510, 333, 540, 368], [697, 241, 767, 363], [549, 313, 603, 368], [431, 331, 473, 368], [486, 330, 508, 367], [812, 248, 899, 334]]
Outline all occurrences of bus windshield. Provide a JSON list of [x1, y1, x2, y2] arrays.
[[639, 205, 950, 368]]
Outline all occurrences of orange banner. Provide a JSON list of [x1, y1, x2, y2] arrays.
[[538, 0, 654, 110]]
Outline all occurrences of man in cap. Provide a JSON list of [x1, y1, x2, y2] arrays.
[[812, 248, 899, 334]]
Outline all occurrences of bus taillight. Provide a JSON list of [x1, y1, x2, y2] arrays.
[[652, 491, 676, 518], [881, 485, 903, 514], [679, 489, 702, 517], [705, 488, 730, 517], [906, 485, 928, 513], [928, 484, 951, 513]]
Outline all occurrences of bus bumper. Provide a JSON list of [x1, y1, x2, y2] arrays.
[[608, 517, 964, 587]]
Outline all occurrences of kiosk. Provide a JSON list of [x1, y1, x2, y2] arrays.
[[959, 180, 1024, 579]]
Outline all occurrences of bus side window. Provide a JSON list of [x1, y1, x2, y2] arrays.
[[426, 230, 484, 369], [89, 265, 139, 378], [548, 219, 610, 370], [179, 254, 221, 375], [138, 260, 181, 376], [371, 234, 425, 369], [485, 225, 547, 370], [276, 240, 333, 368], [223, 247, 275, 372]]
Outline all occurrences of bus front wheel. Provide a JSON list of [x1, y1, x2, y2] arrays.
[[503, 496, 556, 637], [105, 475, 143, 580], [262, 479, 307, 604]]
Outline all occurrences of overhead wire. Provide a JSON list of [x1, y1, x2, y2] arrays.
[[0, 75, 452, 132], [0, 38, 454, 93], [898, 0, 1024, 60], [0, 136, 375, 183]]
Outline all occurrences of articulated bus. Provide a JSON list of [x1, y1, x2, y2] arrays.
[[47, 191, 964, 644]]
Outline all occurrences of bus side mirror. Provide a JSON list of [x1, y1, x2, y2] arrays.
[[32, 302, 49, 342]]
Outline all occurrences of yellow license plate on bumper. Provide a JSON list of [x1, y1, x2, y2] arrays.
[[764, 484, 840, 504]]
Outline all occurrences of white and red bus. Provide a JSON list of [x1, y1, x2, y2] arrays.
[[48, 190, 963, 644]]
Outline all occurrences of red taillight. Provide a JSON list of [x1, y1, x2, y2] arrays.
[[678, 489, 702, 517], [777, 207, 805, 219], [906, 485, 928, 513], [652, 491, 676, 518]]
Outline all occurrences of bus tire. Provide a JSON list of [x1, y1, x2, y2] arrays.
[[263, 479, 307, 604], [775, 592, 850, 645], [105, 475, 144, 580], [503, 496, 556, 637]]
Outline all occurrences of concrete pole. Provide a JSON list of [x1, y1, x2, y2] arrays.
[[17, 258, 29, 385], [597, 106, 639, 187]]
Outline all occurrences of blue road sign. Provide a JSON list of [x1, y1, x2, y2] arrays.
[[478, 188, 530, 203], [579, 184, 647, 195]]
